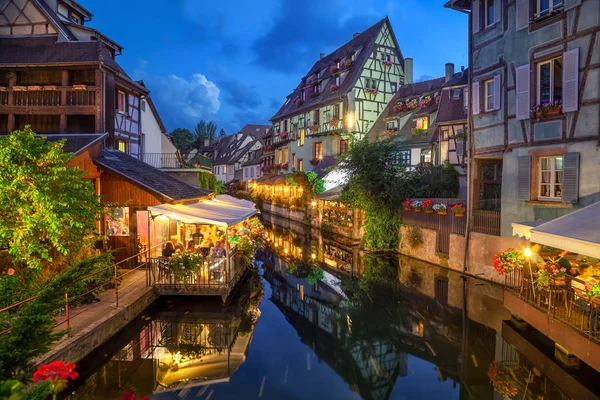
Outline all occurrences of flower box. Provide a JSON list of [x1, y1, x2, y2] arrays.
[[330, 65, 339, 74], [344, 59, 352, 68], [280, 162, 289, 169], [27, 85, 42, 91], [365, 88, 379, 96], [329, 117, 340, 127], [72, 84, 87, 91], [296, 98, 304, 107], [384, 129, 396, 136], [412, 128, 427, 136], [532, 101, 562, 121], [422, 199, 434, 213], [401, 200, 412, 210], [12, 86, 27, 91], [435, 95, 441, 105], [411, 200, 423, 212], [43, 85, 58, 91], [330, 84, 338, 92], [279, 131, 288, 140], [419, 96, 432, 109], [406, 99, 418, 110], [433, 203, 447, 215], [451, 203, 466, 217], [382, 60, 392, 67], [393, 103, 406, 113], [309, 124, 320, 133]]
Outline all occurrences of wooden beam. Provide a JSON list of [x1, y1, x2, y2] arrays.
[[0, 105, 96, 114]]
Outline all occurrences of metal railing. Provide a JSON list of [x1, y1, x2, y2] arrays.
[[472, 209, 501, 236], [505, 269, 600, 343], [143, 153, 186, 169], [148, 250, 246, 296], [0, 243, 165, 335]]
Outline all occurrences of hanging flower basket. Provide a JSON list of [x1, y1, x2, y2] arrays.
[[330, 84, 338, 92], [402, 200, 412, 211], [412, 200, 423, 212], [344, 59, 352, 68], [309, 124, 320, 133], [451, 203, 466, 217], [433, 203, 447, 215], [492, 248, 525, 276], [296, 98, 304, 107], [393, 103, 407, 113], [330, 65, 339, 74]]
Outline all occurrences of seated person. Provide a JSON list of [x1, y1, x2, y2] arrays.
[[571, 264, 595, 291], [162, 242, 175, 257], [210, 241, 227, 258]]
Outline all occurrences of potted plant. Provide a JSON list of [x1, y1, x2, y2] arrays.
[[412, 200, 423, 212], [402, 200, 412, 211], [330, 84, 338, 92], [407, 99, 418, 110], [538, 258, 568, 288], [532, 100, 562, 121], [279, 131, 288, 140], [584, 279, 600, 297], [433, 203, 447, 215], [419, 96, 432, 108], [382, 59, 392, 67], [296, 98, 304, 107], [451, 203, 466, 217], [422, 199, 434, 213], [330, 65, 339, 74], [309, 124, 320, 133], [492, 248, 525, 276], [487, 361, 518, 397], [412, 128, 427, 135], [344, 59, 352, 68], [393, 103, 406, 113]]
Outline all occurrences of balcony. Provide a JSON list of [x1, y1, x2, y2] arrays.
[[472, 209, 501, 236], [143, 153, 211, 170], [0, 85, 99, 112]]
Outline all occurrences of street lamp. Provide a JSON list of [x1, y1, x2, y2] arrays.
[[345, 111, 355, 130], [524, 247, 536, 300]]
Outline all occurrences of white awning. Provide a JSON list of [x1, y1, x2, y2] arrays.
[[512, 202, 600, 259], [148, 194, 258, 227]]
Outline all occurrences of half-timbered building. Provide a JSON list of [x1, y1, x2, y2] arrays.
[[267, 17, 405, 175], [0, 0, 148, 156]]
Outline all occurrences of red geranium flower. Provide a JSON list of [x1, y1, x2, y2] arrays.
[[7, 268, 14, 275], [117, 391, 149, 400]]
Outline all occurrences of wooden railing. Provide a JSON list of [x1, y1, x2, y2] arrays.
[[472, 209, 501, 236], [505, 269, 600, 343], [0, 86, 99, 107]]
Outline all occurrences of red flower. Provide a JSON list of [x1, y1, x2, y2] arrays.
[[116, 392, 149, 400], [33, 361, 78, 383], [7, 268, 14, 276]]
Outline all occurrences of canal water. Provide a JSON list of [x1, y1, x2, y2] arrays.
[[65, 215, 600, 400]]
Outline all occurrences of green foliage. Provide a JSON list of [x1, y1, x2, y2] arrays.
[[307, 266, 324, 285], [169, 128, 195, 150], [193, 120, 219, 147], [215, 181, 225, 195], [198, 172, 218, 191], [338, 138, 459, 250], [0, 253, 113, 381], [286, 171, 325, 204], [0, 127, 101, 270], [404, 225, 424, 248], [0, 379, 26, 399]]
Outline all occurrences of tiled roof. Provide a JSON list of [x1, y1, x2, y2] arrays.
[[242, 149, 264, 167], [238, 124, 271, 140], [443, 68, 468, 87], [271, 17, 402, 121], [42, 133, 106, 155], [95, 149, 211, 202], [436, 89, 468, 125], [33, 0, 77, 41]]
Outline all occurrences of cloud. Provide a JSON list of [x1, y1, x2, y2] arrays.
[[252, 1, 383, 73], [148, 73, 221, 128], [213, 75, 261, 109]]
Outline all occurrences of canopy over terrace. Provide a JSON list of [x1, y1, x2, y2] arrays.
[[148, 194, 258, 227], [512, 201, 600, 259]]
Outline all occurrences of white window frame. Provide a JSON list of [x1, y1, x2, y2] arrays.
[[453, 88, 461, 99], [536, 56, 562, 106], [536, 0, 564, 17], [484, 0, 495, 27], [386, 120, 398, 130], [484, 79, 495, 111], [117, 91, 127, 113], [539, 156, 563, 201], [391, 82, 397, 93], [335, 76, 341, 86]]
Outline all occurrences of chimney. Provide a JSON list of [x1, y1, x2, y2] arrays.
[[461, 65, 465, 72], [445, 63, 455, 82], [404, 57, 413, 84], [320, 53, 325, 59], [353, 32, 360, 39], [204, 138, 209, 146]]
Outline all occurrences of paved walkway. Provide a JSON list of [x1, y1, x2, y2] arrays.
[[35, 269, 154, 365]]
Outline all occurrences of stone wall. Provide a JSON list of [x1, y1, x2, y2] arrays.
[[262, 202, 308, 225], [398, 225, 448, 267]]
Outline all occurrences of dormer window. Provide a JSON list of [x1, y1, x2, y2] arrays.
[[316, 71, 321, 79], [415, 117, 429, 130], [70, 14, 81, 24], [313, 84, 320, 93]]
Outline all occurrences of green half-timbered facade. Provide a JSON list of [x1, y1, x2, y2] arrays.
[[266, 17, 405, 176]]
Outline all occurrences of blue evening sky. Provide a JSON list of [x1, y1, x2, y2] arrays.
[[82, 0, 467, 134]]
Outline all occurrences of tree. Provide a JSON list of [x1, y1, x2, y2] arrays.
[[218, 128, 226, 140], [0, 127, 101, 271], [193, 120, 218, 146], [169, 128, 195, 151]]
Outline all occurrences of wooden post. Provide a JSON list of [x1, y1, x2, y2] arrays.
[[7, 72, 16, 132], [65, 292, 70, 328], [114, 263, 119, 308]]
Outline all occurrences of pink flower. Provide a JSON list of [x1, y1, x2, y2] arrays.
[[560, 267, 566, 273]]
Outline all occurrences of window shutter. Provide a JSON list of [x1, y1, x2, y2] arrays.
[[515, 64, 530, 120], [562, 152, 580, 203], [517, 156, 531, 200], [472, 82, 480, 115], [564, 0, 582, 11], [472, 0, 480, 34], [493, 74, 501, 110], [515, 0, 528, 31], [494, 0, 501, 23], [562, 48, 580, 113]]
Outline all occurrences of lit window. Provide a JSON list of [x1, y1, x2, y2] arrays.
[[314, 142, 323, 159], [223, 165, 227, 173], [537, 57, 563, 106], [539, 156, 563, 200], [292, 153, 296, 168], [421, 149, 432, 164], [298, 159, 303, 171], [537, 0, 564, 17], [484, 79, 495, 111], [106, 207, 130, 236], [298, 129, 305, 146], [116, 140, 128, 153], [117, 91, 126, 113], [415, 117, 428, 130], [339, 139, 348, 154], [485, 0, 495, 27], [453, 88, 461, 99]]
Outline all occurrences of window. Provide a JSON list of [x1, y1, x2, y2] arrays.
[[478, 161, 502, 210], [314, 142, 323, 159], [453, 88, 461, 99], [251, 167, 254, 178], [394, 150, 411, 166], [537, 0, 564, 17], [386, 120, 398, 130], [539, 156, 563, 200], [298, 159, 303, 171], [317, 71, 321, 79], [484, 0, 495, 27], [283, 119, 288, 132], [298, 129, 305, 146], [277, 149, 282, 163], [391, 82, 397, 93], [116, 140, 128, 153], [335, 76, 341, 86], [421, 149, 432, 164], [223, 165, 227, 173], [70, 14, 81, 24], [283, 147, 289, 163], [292, 153, 296, 169], [484, 79, 495, 111], [464, 88, 469, 109], [117, 91, 126, 113], [305, 112, 311, 127], [415, 117, 428, 130], [301, 91, 305, 101], [256, 166, 260, 176], [333, 104, 340, 118], [141, 99, 146, 111], [106, 207, 129, 236], [537, 57, 563, 106], [339, 139, 348, 154], [313, 84, 320, 93], [314, 108, 320, 125], [365, 78, 377, 89]]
